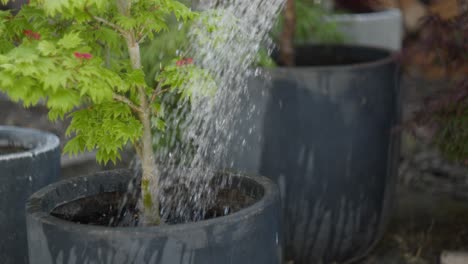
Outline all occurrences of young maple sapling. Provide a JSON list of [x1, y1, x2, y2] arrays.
[[0, 0, 215, 225]]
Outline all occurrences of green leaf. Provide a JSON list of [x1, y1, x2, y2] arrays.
[[126, 69, 146, 86], [37, 41, 57, 56], [46, 89, 81, 120], [42, 70, 71, 91], [58, 32, 82, 49], [63, 135, 86, 156], [65, 102, 143, 164], [157, 60, 217, 99], [38, 0, 67, 16], [154, 118, 166, 131]]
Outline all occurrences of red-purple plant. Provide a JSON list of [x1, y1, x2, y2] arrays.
[[407, 11, 468, 164]]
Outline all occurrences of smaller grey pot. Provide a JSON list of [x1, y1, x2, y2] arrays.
[[0, 126, 60, 264], [26, 170, 283, 264]]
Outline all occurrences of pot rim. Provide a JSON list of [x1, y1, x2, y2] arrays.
[[26, 169, 279, 237], [0, 125, 60, 161], [327, 8, 402, 20], [274, 44, 397, 71]]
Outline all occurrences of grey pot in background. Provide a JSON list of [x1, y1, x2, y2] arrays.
[[0, 126, 60, 264], [322, 9, 403, 51], [227, 45, 401, 263], [26, 170, 283, 264]]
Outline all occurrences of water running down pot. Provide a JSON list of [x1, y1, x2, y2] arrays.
[[0, 126, 60, 264], [26, 169, 283, 264], [229, 44, 401, 263]]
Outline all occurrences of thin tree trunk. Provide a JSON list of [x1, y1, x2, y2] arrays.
[[120, 1, 160, 225], [280, 0, 296, 66], [138, 88, 160, 225]]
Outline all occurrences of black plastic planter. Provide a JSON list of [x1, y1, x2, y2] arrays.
[[228, 45, 401, 263], [26, 170, 283, 264], [0, 126, 60, 264]]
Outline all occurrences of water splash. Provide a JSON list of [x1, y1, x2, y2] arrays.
[[131, 0, 283, 225]]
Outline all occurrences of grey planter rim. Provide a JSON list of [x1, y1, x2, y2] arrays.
[[27, 169, 279, 237], [327, 8, 402, 20], [0, 125, 60, 161], [276, 44, 396, 72]]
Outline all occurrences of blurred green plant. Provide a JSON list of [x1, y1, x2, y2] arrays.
[[274, 0, 344, 65], [434, 99, 468, 163], [291, 0, 344, 43]]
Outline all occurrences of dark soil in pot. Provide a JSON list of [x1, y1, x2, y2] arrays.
[[0, 145, 30, 155], [275, 45, 394, 67], [51, 184, 257, 226], [333, 0, 386, 13]]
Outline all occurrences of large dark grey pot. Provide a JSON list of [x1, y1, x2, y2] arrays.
[[228, 45, 401, 263], [26, 170, 283, 264], [0, 126, 60, 264]]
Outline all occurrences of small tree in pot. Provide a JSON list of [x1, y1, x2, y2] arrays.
[[0, 2, 284, 263], [0, 0, 215, 225]]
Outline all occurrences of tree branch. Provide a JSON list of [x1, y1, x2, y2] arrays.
[[138, 33, 149, 44], [113, 94, 142, 113], [92, 15, 127, 35], [280, 0, 296, 66], [84, 5, 127, 36], [151, 88, 170, 103], [150, 80, 169, 103]]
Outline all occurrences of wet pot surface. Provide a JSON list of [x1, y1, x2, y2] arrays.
[[229, 45, 400, 263], [26, 170, 283, 264], [265, 45, 400, 263], [0, 126, 60, 264]]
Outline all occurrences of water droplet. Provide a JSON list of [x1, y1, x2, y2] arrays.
[[254, 68, 261, 76], [124, 0, 283, 225]]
